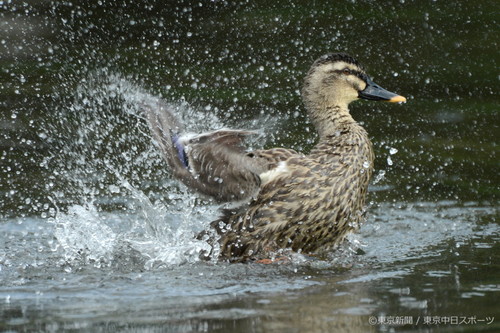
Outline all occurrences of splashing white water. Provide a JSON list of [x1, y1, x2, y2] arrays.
[[52, 191, 217, 269], [48, 70, 227, 269], [45, 68, 287, 269], [53, 204, 118, 268]]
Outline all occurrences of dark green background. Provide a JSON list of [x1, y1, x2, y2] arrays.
[[1, 0, 498, 214]]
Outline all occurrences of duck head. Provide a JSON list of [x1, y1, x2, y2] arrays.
[[302, 53, 406, 112]]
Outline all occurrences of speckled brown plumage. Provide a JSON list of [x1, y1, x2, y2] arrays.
[[142, 53, 405, 262], [211, 114, 374, 261]]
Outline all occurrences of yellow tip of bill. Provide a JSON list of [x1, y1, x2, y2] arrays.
[[388, 95, 407, 103]]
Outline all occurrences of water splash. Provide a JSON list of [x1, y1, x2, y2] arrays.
[[53, 204, 118, 269], [42, 66, 291, 269], [46, 69, 225, 269]]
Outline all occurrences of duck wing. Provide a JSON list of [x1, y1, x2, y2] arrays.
[[141, 99, 298, 202]]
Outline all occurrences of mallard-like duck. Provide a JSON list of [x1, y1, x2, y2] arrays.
[[142, 53, 405, 262]]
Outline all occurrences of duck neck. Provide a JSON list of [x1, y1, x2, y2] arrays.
[[307, 103, 357, 139]]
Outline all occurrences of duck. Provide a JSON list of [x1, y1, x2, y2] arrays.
[[141, 53, 406, 262]]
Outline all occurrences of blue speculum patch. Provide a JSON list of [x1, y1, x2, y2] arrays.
[[172, 134, 189, 169]]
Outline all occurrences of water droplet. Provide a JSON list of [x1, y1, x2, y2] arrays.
[[108, 185, 120, 193]]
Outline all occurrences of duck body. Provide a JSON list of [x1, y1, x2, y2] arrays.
[[142, 53, 405, 262], [214, 122, 374, 260]]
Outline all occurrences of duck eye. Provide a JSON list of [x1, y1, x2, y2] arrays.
[[342, 68, 351, 75]]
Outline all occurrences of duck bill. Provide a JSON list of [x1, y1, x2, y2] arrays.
[[358, 77, 406, 103]]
